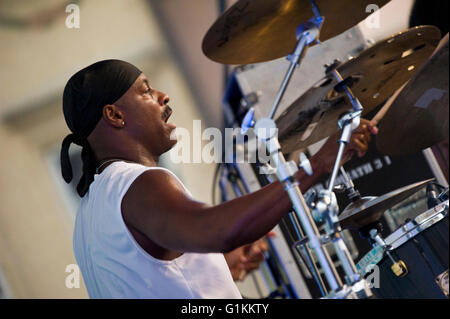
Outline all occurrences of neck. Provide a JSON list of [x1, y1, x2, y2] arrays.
[[94, 144, 160, 173]]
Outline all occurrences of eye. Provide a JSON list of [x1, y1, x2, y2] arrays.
[[143, 87, 153, 97]]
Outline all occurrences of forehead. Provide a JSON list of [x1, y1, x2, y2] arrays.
[[134, 73, 149, 87], [116, 73, 148, 103]]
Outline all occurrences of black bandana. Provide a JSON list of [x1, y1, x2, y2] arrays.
[[60, 59, 142, 196]]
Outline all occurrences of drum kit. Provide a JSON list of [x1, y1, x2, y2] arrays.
[[202, 0, 449, 299]]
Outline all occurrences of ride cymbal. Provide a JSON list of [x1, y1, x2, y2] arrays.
[[202, 0, 390, 64], [276, 26, 441, 153]]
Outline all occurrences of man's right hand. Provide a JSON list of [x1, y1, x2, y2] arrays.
[[311, 118, 378, 174]]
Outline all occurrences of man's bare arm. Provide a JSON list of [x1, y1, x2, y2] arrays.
[[121, 158, 322, 254], [122, 119, 377, 254]]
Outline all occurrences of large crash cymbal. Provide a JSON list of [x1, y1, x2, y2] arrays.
[[202, 0, 390, 64], [276, 26, 441, 153], [339, 179, 433, 230], [377, 33, 449, 156]]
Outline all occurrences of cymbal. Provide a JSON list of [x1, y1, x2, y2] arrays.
[[377, 33, 449, 156], [202, 0, 390, 64], [276, 26, 441, 153], [339, 179, 433, 230]]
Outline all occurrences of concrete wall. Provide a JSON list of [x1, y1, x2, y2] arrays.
[[0, 125, 86, 298], [0, 0, 215, 298]]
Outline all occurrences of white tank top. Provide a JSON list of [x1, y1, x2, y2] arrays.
[[73, 161, 242, 299]]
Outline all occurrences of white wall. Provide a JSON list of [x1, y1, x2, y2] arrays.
[[0, 0, 216, 298], [358, 0, 415, 41]]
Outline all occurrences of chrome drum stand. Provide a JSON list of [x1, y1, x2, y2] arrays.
[[240, 7, 373, 299]]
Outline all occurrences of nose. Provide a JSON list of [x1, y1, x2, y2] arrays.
[[158, 91, 170, 106]]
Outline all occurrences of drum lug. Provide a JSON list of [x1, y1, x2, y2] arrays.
[[391, 260, 408, 277], [370, 229, 409, 277]]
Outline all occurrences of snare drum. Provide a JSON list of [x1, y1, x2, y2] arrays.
[[357, 200, 449, 299]]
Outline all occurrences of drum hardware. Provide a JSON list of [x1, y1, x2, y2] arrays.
[[303, 58, 376, 292], [343, 180, 436, 280], [356, 200, 449, 298], [299, 152, 313, 177], [387, 200, 448, 250], [336, 167, 361, 202], [253, 128, 347, 296], [425, 182, 450, 204], [205, 0, 445, 299], [282, 157, 329, 297], [239, 37, 373, 300], [289, 181, 358, 295], [291, 223, 360, 284], [436, 270, 449, 297], [267, 12, 324, 121], [240, 107, 255, 134], [243, 34, 374, 301], [369, 229, 408, 277], [240, 38, 354, 301], [286, 186, 331, 297], [290, 214, 328, 297], [219, 162, 300, 298], [332, 167, 432, 278], [222, 46, 440, 297], [215, 0, 394, 299], [222, 72, 318, 299], [339, 179, 433, 230], [439, 188, 449, 202], [426, 183, 442, 209]]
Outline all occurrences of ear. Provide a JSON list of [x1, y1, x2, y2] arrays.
[[102, 104, 125, 128]]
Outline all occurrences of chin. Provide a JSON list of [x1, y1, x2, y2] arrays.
[[168, 138, 178, 150], [162, 137, 178, 154]]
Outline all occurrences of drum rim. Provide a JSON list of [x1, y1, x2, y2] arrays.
[[385, 200, 449, 250]]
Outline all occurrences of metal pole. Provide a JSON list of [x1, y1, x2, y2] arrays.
[[267, 147, 343, 291], [289, 212, 329, 296], [269, 35, 308, 119]]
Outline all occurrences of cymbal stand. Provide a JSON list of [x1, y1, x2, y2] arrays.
[[242, 5, 349, 297], [266, 172, 328, 297], [268, 14, 323, 119], [311, 63, 373, 298], [219, 164, 298, 298], [336, 167, 407, 278], [339, 166, 361, 202]]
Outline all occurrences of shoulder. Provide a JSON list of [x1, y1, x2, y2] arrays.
[[104, 162, 184, 192], [129, 166, 186, 194], [121, 166, 191, 215]]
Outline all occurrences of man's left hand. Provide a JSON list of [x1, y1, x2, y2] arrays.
[[224, 232, 275, 281]]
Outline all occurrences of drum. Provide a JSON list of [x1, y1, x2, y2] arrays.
[[357, 200, 449, 298]]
